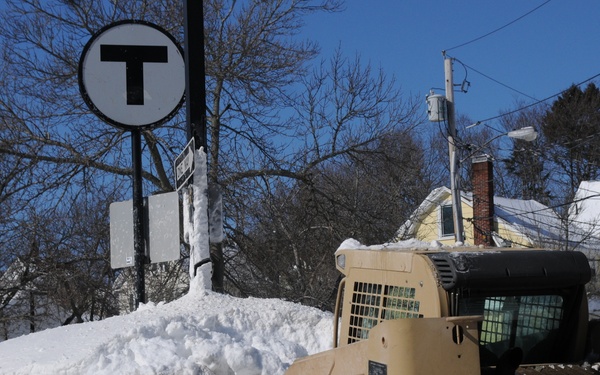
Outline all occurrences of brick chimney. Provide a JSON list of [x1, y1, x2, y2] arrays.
[[472, 155, 495, 246]]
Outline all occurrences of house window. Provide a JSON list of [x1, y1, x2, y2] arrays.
[[441, 205, 454, 237]]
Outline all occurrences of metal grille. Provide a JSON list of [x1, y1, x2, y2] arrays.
[[429, 256, 456, 289], [348, 282, 381, 344], [480, 295, 563, 346], [516, 296, 563, 336], [382, 285, 421, 319], [481, 297, 510, 343], [347, 282, 421, 344]]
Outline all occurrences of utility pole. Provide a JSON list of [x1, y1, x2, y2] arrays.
[[444, 53, 465, 244]]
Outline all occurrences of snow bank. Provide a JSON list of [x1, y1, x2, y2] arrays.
[[0, 291, 333, 375]]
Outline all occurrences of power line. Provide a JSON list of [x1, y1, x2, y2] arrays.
[[474, 71, 600, 132], [455, 58, 538, 101], [444, 0, 552, 53]]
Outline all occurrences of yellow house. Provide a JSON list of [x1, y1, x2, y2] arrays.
[[395, 157, 562, 248], [395, 186, 562, 247]]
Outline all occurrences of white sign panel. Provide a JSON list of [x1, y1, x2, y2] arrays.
[[110, 200, 135, 269], [146, 192, 180, 264], [79, 20, 185, 129], [110, 192, 180, 269]]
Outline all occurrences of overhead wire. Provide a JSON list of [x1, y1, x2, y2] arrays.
[[439, 0, 600, 132], [454, 58, 538, 101], [467, 71, 600, 135], [444, 0, 552, 53]]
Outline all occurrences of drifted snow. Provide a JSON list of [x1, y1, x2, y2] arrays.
[[0, 291, 333, 375]]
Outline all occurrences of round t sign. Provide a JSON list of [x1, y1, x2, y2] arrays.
[[78, 20, 185, 130]]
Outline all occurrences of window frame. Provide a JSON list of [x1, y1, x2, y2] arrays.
[[439, 204, 455, 238]]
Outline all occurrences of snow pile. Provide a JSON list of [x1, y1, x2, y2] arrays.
[[336, 237, 444, 253], [0, 291, 333, 375]]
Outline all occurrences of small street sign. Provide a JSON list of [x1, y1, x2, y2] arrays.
[[175, 138, 196, 190], [78, 20, 185, 130]]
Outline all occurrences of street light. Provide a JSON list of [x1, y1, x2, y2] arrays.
[[462, 126, 538, 162], [507, 126, 538, 142]]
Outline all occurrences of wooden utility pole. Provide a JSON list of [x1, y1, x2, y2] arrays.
[[444, 53, 465, 244]]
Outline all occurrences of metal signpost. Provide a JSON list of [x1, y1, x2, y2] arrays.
[[184, 0, 207, 151], [79, 20, 185, 308]]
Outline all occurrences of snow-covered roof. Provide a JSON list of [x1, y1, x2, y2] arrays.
[[395, 186, 454, 239], [396, 186, 562, 246], [568, 181, 600, 247], [493, 196, 562, 246]]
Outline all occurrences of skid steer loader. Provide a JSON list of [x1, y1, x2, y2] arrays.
[[286, 245, 599, 374]]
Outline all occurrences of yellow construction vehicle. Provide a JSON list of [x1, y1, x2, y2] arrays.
[[286, 245, 599, 374]]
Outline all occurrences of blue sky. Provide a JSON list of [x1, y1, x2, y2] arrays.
[[303, 1, 600, 133]]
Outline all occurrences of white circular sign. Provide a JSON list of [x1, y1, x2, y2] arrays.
[[79, 20, 185, 129]]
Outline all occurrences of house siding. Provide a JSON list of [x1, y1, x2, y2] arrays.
[[406, 190, 536, 247]]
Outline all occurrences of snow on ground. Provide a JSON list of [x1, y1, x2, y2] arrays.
[[2, 237, 600, 374], [0, 290, 333, 375]]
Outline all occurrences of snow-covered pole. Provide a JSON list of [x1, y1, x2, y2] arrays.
[[183, 148, 211, 290], [183, 0, 211, 289]]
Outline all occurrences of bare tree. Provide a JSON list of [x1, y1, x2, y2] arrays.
[[0, 0, 344, 293], [0, 0, 431, 316], [225, 51, 424, 310], [0, 190, 119, 340]]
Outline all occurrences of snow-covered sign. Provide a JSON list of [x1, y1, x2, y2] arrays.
[[174, 138, 195, 191], [78, 20, 185, 130]]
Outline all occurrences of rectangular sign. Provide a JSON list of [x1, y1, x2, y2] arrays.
[[110, 200, 135, 269], [146, 192, 180, 264], [110, 192, 180, 269], [175, 138, 195, 190]]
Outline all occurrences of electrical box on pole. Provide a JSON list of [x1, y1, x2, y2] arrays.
[[426, 92, 447, 122]]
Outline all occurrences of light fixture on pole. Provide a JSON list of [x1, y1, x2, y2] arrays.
[[507, 126, 538, 142], [461, 126, 539, 163]]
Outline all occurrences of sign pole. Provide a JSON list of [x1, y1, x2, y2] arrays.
[[184, 0, 207, 150], [131, 128, 146, 307], [184, 0, 220, 288]]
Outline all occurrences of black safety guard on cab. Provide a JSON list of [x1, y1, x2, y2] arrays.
[[428, 250, 592, 291]]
